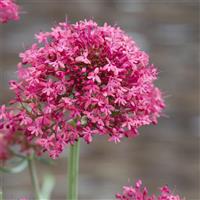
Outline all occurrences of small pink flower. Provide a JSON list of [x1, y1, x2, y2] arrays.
[[27, 120, 43, 136], [83, 127, 93, 143], [75, 51, 91, 64], [27, 126, 43, 136], [41, 80, 54, 96], [88, 68, 101, 83], [19, 112, 32, 126], [108, 135, 121, 144], [0, 0, 20, 23], [116, 180, 183, 200], [0, 105, 6, 120], [44, 104, 56, 114], [103, 58, 123, 76]]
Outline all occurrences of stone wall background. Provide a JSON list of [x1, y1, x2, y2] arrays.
[[0, 0, 199, 199]]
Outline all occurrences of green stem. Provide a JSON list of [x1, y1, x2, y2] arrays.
[[0, 191, 3, 200], [28, 153, 41, 200], [67, 141, 80, 200]]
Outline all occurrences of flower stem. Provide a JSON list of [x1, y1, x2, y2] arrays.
[[67, 141, 80, 200], [0, 190, 3, 200], [28, 153, 41, 200]]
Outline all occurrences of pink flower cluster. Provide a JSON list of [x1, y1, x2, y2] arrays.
[[116, 180, 183, 200], [0, 0, 19, 23], [0, 105, 40, 160], [2, 20, 165, 158]]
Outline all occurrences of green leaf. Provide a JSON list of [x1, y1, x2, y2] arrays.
[[36, 157, 54, 166], [9, 149, 26, 159], [41, 174, 55, 200], [111, 110, 120, 116], [68, 118, 77, 127], [0, 159, 28, 174]]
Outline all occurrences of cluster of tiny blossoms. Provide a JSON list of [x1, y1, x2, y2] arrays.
[[2, 20, 164, 158], [116, 180, 183, 200], [0, 0, 19, 23], [0, 105, 40, 160]]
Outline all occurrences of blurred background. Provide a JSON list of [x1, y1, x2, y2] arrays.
[[0, 0, 199, 199]]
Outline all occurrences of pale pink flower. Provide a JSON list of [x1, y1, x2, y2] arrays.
[[83, 127, 93, 143], [87, 68, 101, 83], [19, 112, 32, 126], [0, 105, 6, 120], [75, 51, 91, 64], [27, 124, 43, 136]]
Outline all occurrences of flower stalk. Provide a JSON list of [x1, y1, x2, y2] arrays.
[[67, 140, 80, 200], [28, 153, 41, 200], [0, 190, 3, 200]]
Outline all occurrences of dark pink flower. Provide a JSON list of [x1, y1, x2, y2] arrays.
[[3, 20, 165, 158], [0, 0, 19, 23], [116, 180, 183, 200]]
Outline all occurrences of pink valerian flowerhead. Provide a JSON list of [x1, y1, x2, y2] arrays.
[[9, 19, 165, 158], [116, 180, 183, 200], [0, 105, 41, 161], [0, 0, 20, 23]]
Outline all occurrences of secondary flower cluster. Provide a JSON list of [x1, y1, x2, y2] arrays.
[[116, 180, 183, 200], [0, 0, 19, 23], [0, 105, 40, 160], [4, 20, 164, 158]]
